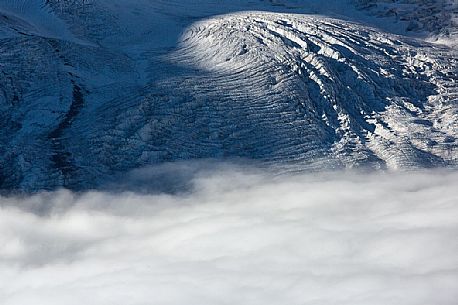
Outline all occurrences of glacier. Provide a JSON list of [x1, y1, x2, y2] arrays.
[[1, 2, 458, 304], [0, 0, 457, 190]]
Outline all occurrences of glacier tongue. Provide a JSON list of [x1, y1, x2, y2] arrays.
[[0, 1, 457, 190]]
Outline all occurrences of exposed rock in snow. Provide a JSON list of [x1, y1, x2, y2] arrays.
[[355, 0, 458, 45]]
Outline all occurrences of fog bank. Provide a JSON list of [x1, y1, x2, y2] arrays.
[[1, 168, 458, 305]]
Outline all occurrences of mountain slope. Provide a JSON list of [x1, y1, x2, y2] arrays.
[[355, 0, 458, 45], [0, 0, 457, 190]]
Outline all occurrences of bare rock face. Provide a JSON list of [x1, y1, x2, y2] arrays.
[[0, 0, 457, 191]]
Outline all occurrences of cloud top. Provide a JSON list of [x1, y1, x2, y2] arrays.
[[1, 166, 458, 305]]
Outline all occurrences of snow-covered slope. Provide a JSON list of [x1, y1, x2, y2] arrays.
[[355, 0, 458, 45], [0, 0, 78, 41], [0, 0, 456, 190]]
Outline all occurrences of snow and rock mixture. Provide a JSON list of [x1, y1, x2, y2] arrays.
[[355, 0, 458, 45], [0, 0, 457, 190]]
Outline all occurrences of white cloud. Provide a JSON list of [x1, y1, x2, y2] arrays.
[[1, 166, 458, 305]]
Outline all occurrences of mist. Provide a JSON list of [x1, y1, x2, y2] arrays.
[[1, 165, 458, 305]]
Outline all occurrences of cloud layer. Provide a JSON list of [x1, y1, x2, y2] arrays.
[[1, 166, 458, 305]]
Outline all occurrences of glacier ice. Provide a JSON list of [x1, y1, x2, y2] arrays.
[[0, 0, 456, 190]]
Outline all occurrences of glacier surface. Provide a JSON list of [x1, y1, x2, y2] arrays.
[[0, 0, 457, 190]]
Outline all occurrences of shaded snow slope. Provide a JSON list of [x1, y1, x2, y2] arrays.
[[0, 0, 76, 41], [0, 0, 457, 190], [355, 0, 458, 45]]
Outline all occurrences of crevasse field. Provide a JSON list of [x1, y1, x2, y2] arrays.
[[1, 167, 458, 305], [0, 0, 457, 189], [1, 0, 458, 304]]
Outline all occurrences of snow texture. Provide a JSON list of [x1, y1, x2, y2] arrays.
[[0, 0, 76, 40], [0, 0, 457, 191], [355, 0, 458, 45]]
